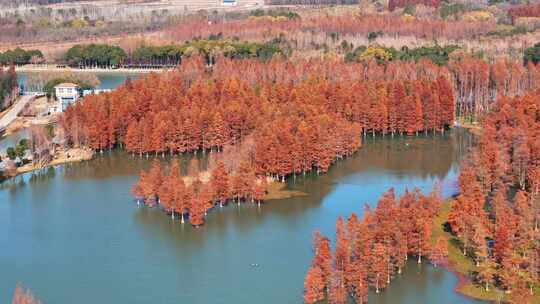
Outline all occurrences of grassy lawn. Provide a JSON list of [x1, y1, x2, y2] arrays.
[[264, 181, 307, 201], [432, 201, 508, 302]]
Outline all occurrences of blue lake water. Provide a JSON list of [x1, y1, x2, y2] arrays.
[[0, 130, 482, 303]]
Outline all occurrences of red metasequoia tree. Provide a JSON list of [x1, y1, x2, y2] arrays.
[[211, 161, 231, 207], [165, 11, 494, 42], [132, 159, 268, 226], [448, 91, 540, 297], [12, 284, 41, 304], [62, 57, 463, 183], [430, 237, 449, 267], [304, 265, 325, 304], [305, 187, 443, 303]]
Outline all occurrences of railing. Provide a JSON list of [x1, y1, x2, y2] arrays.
[[21, 91, 45, 96], [82, 89, 112, 96]]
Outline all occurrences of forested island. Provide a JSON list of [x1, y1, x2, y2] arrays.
[[2, 1, 540, 304]]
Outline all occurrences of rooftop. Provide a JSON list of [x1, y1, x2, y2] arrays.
[[55, 83, 79, 88]]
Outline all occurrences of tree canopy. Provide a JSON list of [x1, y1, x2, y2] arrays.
[[64, 43, 127, 67], [0, 48, 43, 65]]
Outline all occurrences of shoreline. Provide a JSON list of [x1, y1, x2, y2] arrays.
[[1, 115, 56, 138], [2, 147, 307, 204], [3, 148, 94, 180], [454, 119, 482, 136], [431, 200, 538, 303], [264, 181, 307, 201]]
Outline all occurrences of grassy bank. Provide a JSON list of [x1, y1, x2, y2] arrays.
[[433, 201, 540, 303], [264, 181, 307, 201]]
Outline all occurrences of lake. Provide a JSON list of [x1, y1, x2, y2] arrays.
[[16, 72, 142, 90], [0, 130, 482, 303], [0, 129, 28, 154]]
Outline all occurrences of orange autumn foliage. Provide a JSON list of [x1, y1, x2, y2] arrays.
[[305, 187, 442, 303]]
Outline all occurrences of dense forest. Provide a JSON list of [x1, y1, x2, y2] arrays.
[[60, 57, 454, 173], [59, 54, 540, 143], [447, 91, 540, 301], [62, 39, 286, 68], [165, 12, 496, 43], [304, 90, 540, 303], [508, 3, 540, 20], [304, 187, 445, 303]]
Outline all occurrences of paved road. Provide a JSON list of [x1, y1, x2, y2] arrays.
[[0, 95, 34, 130]]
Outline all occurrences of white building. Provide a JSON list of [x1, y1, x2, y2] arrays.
[[50, 83, 80, 113]]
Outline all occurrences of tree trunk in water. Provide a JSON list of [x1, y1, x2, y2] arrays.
[[181, 213, 184, 224]]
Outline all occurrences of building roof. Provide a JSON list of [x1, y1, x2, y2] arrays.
[[54, 83, 79, 88]]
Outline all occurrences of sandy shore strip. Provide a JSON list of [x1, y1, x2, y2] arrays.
[[15, 147, 95, 175]]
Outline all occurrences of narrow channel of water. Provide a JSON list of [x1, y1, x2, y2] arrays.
[[0, 130, 481, 304]]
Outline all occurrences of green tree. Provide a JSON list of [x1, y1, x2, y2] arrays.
[[6, 147, 16, 160], [524, 42, 540, 66]]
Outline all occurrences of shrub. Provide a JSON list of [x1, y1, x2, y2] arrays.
[[523, 42, 540, 65]]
